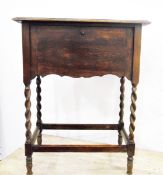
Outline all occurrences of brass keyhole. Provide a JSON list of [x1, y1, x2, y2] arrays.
[[80, 31, 85, 36]]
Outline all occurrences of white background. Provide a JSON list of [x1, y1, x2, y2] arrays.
[[0, 0, 163, 159]]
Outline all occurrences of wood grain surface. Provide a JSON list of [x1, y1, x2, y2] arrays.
[[30, 25, 134, 80]]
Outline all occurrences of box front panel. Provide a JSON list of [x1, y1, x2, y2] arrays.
[[31, 24, 134, 79]]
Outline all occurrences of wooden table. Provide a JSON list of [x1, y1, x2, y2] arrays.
[[13, 17, 150, 175]]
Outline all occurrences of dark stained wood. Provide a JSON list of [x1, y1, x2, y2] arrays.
[[42, 123, 119, 130], [32, 144, 127, 152], [25, 143, 32, 156], [36, 76, 42, 145], [118, 77, 125, 145], [22, 22, 31, 86], [30, 27, 38, 80], [20, 19, 148, 85], [31, 25, 133, 80], [132, 26, 142, 85], [36, 76, 42, 128], [13, 17, 150, 25], [14, 17, 149, 175]]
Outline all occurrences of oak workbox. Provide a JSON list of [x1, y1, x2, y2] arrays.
[[13, 17, 150, 175]]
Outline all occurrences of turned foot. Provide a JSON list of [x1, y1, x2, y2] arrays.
[[127, 156, 133, 174], [26, 156, 33, 175]]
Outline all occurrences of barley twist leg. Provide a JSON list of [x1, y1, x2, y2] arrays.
[[118, 77, 125, 145], [36, 76, 42, 145], [25, 86, 33, 175], [127, 84, 137, 174]]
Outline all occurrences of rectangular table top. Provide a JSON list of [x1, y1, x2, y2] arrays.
[[13, 17, 150, 25]]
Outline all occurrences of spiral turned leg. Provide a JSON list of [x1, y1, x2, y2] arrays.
[[118, 77, 125, 145], [129, 85, 137, 143], [36, 76, 42, 145], [127, 84, 137, 174], [25, 86, 33, 175]]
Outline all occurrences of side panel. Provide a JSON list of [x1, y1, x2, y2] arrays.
[[132, 26, 142, 85], [22, 22, 31, 85]]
